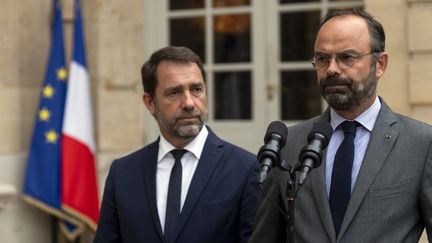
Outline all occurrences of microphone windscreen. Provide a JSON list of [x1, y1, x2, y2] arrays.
[[264, 121, 288, 146], [309, 121, 333, 147]]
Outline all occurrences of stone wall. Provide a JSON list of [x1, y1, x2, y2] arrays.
[[1, 0, 52, 241], [0, 0, 145, 242], [407, 0, 432, 124], [368, 0, 432, 125], [367, 1, 432, 242]]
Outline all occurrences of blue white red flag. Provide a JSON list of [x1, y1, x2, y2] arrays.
[[23, 0, 99, 240], [61, 0, 100, 232]]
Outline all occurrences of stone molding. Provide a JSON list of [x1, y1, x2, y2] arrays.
[[0, 184, 16, 211]]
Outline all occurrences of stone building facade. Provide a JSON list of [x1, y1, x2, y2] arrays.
[[0, 0, 431, 242]]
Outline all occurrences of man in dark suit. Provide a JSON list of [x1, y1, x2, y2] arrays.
[[250, 9, 432, 243], [94, 46, 260, 243]]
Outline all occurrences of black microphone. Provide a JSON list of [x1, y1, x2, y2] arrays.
[[258, 121, 288, 185], [297, 121, 333, 187]]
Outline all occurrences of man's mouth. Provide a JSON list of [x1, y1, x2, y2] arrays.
[[325, 83, 348, 88], [177, 117, 198, 123]]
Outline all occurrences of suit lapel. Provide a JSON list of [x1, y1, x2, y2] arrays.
[[172, 130, 224, 242], [310, 111, 337, 241], [311, 157, 338, 242], [338, 101, 399, 238], [142, 140, 165, 239]]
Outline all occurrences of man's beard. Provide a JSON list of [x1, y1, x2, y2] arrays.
[[154, 106, 207, 140], [319, 67, 377, 111]]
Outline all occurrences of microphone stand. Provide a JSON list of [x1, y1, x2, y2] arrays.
[[286, 172, 296, 243], [277, 122, 331, 243], [279, 161, 306, 243], [278, 161, 296, 243]]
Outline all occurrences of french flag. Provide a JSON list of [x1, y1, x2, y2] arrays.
[[61, 0, 99, 231]]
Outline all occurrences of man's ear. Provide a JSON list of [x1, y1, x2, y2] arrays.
[[375, 52, 388, 80], [142, 92, 155, 115]]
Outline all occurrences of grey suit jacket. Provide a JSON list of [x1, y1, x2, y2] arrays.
[[250, 99, 432, 243]]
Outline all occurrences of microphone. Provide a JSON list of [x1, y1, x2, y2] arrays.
[[258, 121, 288, 185], [297, 121, 333, 187]]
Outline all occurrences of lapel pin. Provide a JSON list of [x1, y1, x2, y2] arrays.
[[385, 134, 392, 139]]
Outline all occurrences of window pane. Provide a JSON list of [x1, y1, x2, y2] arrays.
[[213, 0, 250, 7], [280, 11, 320, 61], [280, 71, 321, 120], [169, 0, 204, 10], [214, 71, 252, 120], [170, 17, 205, 62], [214, 14, 251, 63]]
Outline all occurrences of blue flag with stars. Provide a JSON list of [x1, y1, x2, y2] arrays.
[[23, 1, 87, 240], [22, 0, 70, 224]]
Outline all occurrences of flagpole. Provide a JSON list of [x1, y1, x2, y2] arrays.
[[51, 217, 58, 243], [74, 236, 81, 243]]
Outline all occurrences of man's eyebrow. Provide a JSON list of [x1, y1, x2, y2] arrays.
[[338, 49, 361, 55], [190, 82, 204, 87], [164, 85, 182, 93], [314, 51, 329, 55]]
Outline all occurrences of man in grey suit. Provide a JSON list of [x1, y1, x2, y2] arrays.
[[250, 8, 432, 243]]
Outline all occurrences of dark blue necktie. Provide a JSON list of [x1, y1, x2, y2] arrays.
[[165, 149, 186, 242], [329, 121, 358, 236]]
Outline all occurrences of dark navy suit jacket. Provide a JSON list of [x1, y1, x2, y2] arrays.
[[94, 129, 260, 243]]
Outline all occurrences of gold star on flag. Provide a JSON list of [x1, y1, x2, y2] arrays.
[[57, 67, 68, 81], [45, 129, 59, 144], [42, 85, 55, 98], [38, 108, 51, 122]]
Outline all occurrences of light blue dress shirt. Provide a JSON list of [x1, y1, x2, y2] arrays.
[[325, 97, 381, 196]]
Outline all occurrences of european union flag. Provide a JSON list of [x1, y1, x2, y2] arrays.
[[22, 0, 85, 238], [23, 1, 95, 240], [23, 0, 67, 210]]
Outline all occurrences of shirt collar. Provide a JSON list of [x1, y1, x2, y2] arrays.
[[330, 96, 381, 132], [157, 126, 209, 163]]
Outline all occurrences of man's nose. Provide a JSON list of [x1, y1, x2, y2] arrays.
[[326, 57, 341, 76], [181, 91, 195, 109]]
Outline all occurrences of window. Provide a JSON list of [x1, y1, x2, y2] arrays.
[[145, 0, 363, 152]]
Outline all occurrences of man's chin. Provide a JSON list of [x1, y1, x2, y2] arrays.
[[176, 124, 202, 138], [323, 93, 353, 110]]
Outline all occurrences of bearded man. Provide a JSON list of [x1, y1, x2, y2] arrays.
[[250, 8, 432, 243], [95, 46, 260, 243]]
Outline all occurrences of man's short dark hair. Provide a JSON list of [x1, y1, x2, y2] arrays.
[[320, 8, 385, 53], [141, 46, 206, 98]]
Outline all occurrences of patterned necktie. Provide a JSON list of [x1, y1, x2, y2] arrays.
[[165, 149, 187, 242], [329, 121, 358, 236]]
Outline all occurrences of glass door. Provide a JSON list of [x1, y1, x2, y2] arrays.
[[143, 0, 363, 153], [267, 0, 363, 127]]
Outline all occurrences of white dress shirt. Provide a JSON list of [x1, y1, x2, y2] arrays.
[[325, 97, 381, 196], [156, 126, 209, 232]]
